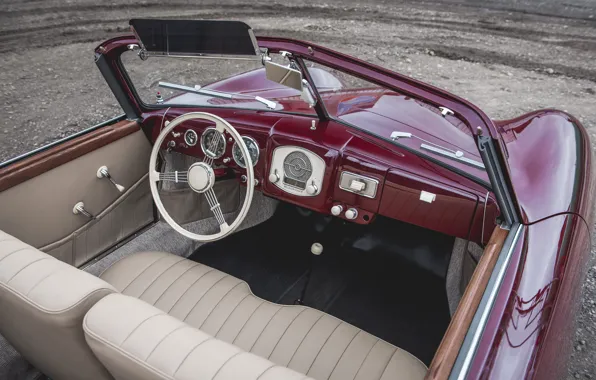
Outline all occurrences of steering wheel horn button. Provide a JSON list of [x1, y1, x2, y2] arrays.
[[187, 162, 214, 193]]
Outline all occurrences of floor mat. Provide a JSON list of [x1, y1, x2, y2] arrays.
[[189, 204, 452, 365]]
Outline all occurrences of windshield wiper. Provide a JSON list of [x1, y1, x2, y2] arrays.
[[390, 131, 485, 170], [159, 81, 277, 109]]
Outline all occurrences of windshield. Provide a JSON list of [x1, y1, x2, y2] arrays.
[[120, 51, 316, 115]]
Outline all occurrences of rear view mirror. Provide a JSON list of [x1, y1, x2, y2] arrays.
[[265, 61, 317, 108], [265, 61, 303, 91]]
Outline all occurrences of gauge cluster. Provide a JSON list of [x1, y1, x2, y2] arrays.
[[232, 136, 259, 168], [164, 123, 264, 176]]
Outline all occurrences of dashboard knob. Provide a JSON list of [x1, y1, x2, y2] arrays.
[[268, 171, 279, 183], [306, 183, 318, 195], [345, 208, 358, 220], [331, 205, 343, 216]]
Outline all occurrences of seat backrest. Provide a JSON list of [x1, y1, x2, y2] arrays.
[[0, 230, 116, 380], [84, 293, 313, 380]]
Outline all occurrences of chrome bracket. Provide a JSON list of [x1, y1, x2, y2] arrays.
[[439, 107, 455, 117]]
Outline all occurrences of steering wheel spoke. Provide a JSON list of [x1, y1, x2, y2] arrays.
[[156, 170, 189, 183], [204, 188, 228, 230]]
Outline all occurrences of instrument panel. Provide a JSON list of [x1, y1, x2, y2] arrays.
[[151, 112, 498, 244]]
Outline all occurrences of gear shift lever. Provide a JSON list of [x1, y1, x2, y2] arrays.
[[295, 242, 323, 305]]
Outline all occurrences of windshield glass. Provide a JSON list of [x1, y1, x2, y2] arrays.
[[303, 59, 485, 171], [120, 51, 316, 115]]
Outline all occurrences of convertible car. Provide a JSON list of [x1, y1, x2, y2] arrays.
[[0, 19, 593, 380]]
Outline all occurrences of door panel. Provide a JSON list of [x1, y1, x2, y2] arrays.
[[0, 121, 153, 266]]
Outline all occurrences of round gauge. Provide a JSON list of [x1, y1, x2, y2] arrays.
[[200, 127, 226, 159], [232, 136, 260, 168], [184, 129, 198, 146]]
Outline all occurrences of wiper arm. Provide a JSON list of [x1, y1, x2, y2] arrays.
[[390, 131, 485, 170], [158, 81, 277, 109]]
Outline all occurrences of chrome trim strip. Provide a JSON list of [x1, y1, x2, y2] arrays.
[[450, 224, 523, 380], [421, 143, 485, 170], [0, 114, 126, 169], [140, 52, 263, 61]]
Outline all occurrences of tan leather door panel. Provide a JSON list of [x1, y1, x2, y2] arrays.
[[0, 121, 154, 266]]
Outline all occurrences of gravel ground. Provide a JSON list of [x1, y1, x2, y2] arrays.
[[1, 0, 595, 377]]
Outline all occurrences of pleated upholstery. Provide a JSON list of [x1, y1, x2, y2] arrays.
[[100, 251, 427, 380], [84, 293, 311, 380]]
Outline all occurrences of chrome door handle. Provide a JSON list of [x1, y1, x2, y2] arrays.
[[73, 202, 94, 219], [97, 166, 125, 193]]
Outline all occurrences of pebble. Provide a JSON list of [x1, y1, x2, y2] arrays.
[[546, 68, 555, 74]]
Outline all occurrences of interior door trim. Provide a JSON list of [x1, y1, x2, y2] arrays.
[[0, 119, 140, 192]]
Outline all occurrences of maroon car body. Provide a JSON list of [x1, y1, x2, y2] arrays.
[[92, 34, 594, 379]]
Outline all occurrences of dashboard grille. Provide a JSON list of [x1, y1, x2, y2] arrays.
[[283, 151, 312, 189]]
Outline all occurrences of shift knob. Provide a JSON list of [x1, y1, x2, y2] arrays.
[[345, 208, 358, 220], [311, 243, 323, 256]]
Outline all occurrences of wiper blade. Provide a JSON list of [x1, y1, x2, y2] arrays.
[[159, 81, 277, 109], [390, 131, 485, 170]]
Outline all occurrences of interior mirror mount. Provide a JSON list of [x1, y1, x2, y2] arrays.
[[300, 79, 317, 108]]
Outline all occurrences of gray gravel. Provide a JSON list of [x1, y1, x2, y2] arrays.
[[1, 0, 595, 377]]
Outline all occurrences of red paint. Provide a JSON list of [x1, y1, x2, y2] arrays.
[[497, 110, 593, 223]]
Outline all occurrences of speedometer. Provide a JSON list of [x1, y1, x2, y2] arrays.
[[232, 136, 259, 168], [200, 128, 226, 159]]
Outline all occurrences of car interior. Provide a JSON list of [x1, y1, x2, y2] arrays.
[[0, 19, 502, 380]]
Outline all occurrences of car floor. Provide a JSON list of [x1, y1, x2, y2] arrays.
[[189, 203, 453, 365]]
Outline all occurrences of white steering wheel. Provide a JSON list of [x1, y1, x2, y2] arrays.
[[149, 112, 254, 242]]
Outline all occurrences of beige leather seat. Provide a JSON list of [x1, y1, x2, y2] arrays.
[[0, 230, 115, 380], [0, 230, 426, 380], [84, 293, 314, 380], [100, 251, 427, 380]]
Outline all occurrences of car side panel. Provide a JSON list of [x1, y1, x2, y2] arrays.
[[468, 214, 590, 379], [496, 110, 594, 224]]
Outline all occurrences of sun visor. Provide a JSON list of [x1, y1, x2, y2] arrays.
[[129, 19, 260, 58]]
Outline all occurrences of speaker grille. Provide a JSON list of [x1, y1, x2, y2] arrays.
[[283, 151, 312, 189]]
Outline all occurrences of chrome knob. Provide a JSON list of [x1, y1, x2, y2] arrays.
[[345, 208, 358, 220], [269, 170, 279, 183], [331, 205, 343, 216], [306, 183, 318, 195]]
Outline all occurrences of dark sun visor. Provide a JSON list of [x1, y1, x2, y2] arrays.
[[129, 19, 260, 58]]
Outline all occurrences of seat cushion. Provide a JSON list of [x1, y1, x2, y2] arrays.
[[100, 251, 427, 380], [0, 230, 115, 380], [84, 293, 313, 380]]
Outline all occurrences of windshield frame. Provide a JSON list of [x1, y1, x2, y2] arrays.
[[116, 52, 317, 117]]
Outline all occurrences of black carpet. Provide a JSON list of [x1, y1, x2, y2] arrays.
[[189, 204, 452, 365]]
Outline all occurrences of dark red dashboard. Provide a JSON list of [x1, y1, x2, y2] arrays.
[[145, 108, 498, 244]]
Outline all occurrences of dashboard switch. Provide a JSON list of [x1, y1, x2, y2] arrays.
[[268, 170, 280, 183], [349, 179, 366, 192], [331, 205, 343, 216], [345, 208, 358, 220]]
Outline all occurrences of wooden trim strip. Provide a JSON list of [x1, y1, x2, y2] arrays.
[[426, 226, 509, 380], [0, 120, 140, 192]]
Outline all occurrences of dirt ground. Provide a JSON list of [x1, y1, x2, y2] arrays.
[[1, 0, 596, 377]]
